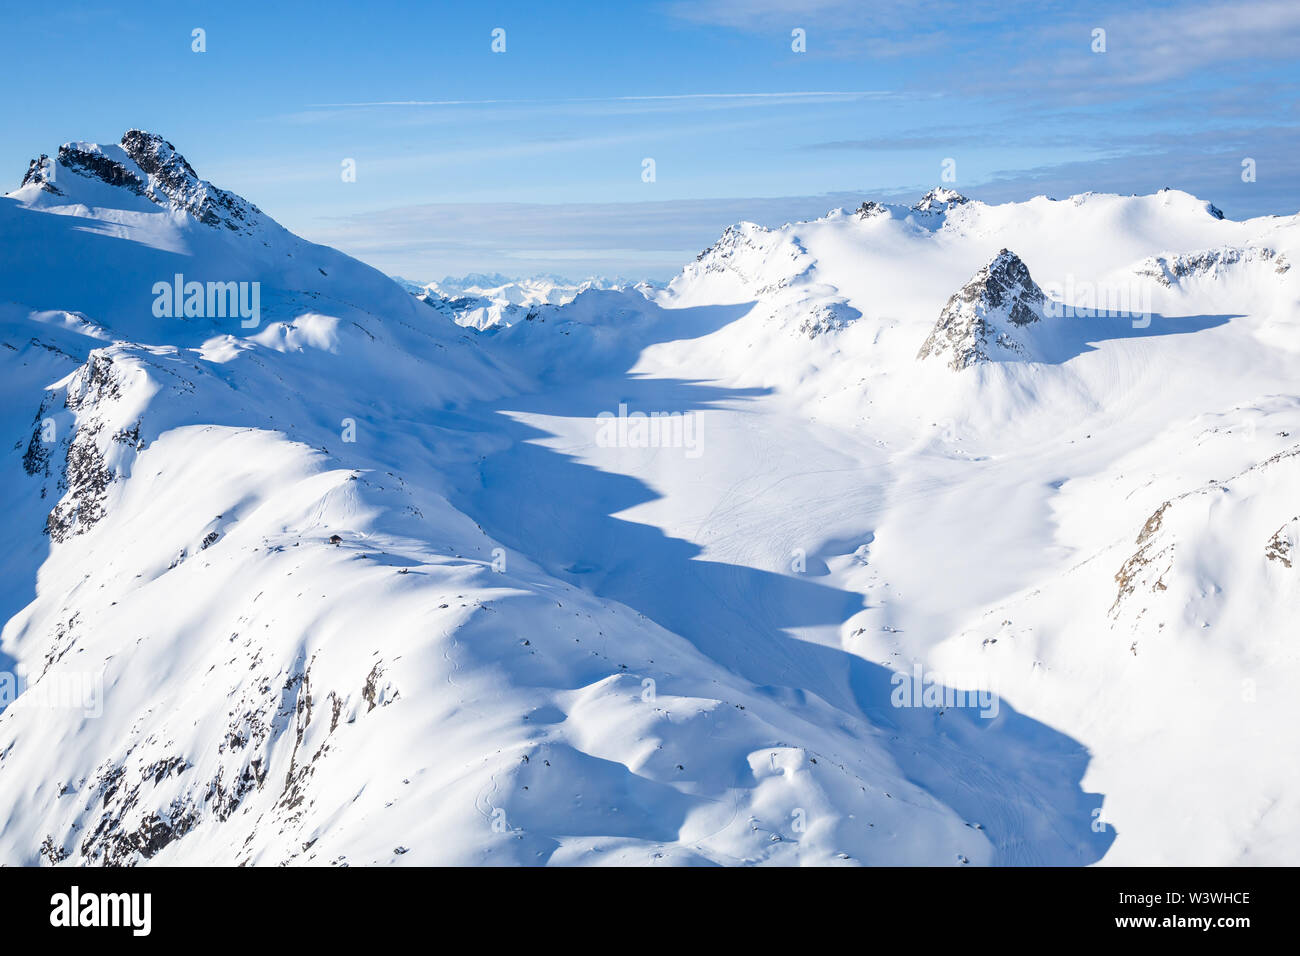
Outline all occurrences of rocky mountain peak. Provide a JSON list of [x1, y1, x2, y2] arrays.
[[856, 200, 888, 219], [917, 248, 1047, 370], [912, 187, 969, 213], [17, 130, 266, 235], [19, 154, 61, 194], [694, 221, 769, 263], [119, 129, 204, 199]]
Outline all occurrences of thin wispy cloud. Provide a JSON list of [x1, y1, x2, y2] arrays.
[[673, 0, 1300, 85], [306, 90, 904, 109]]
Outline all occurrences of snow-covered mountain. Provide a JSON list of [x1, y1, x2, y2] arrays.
[[402, 274, 641, 330], [916, 248, 1049, 369], [2, 132, 1298, 866]]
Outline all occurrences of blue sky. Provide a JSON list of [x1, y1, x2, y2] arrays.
[[2, 0, 1297, 280]]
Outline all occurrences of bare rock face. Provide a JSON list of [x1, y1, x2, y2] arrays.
[[917, 249, 1046, 370], [41, 352, 128, 542], [20, 155, 63, 194], [117, 129, 263, 233]]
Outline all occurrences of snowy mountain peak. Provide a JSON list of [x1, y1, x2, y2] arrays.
[[912, 187, 969, 213], [669, 220, 816, 301], [917, 248, 1046, 369], [409, 274, 636, 329], [856, 199, 889, 219], [13, 130, 266, 235], [694, 221, 770, 262]]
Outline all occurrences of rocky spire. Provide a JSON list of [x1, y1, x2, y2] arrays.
[[917, 249, 1046, 370]]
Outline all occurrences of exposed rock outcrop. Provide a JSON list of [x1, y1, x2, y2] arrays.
[[1134, 246, 1289, 287], [917, 249, 1046, 370]]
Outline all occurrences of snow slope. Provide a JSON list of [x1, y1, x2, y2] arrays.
[[1, 134, 1295, 866]]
